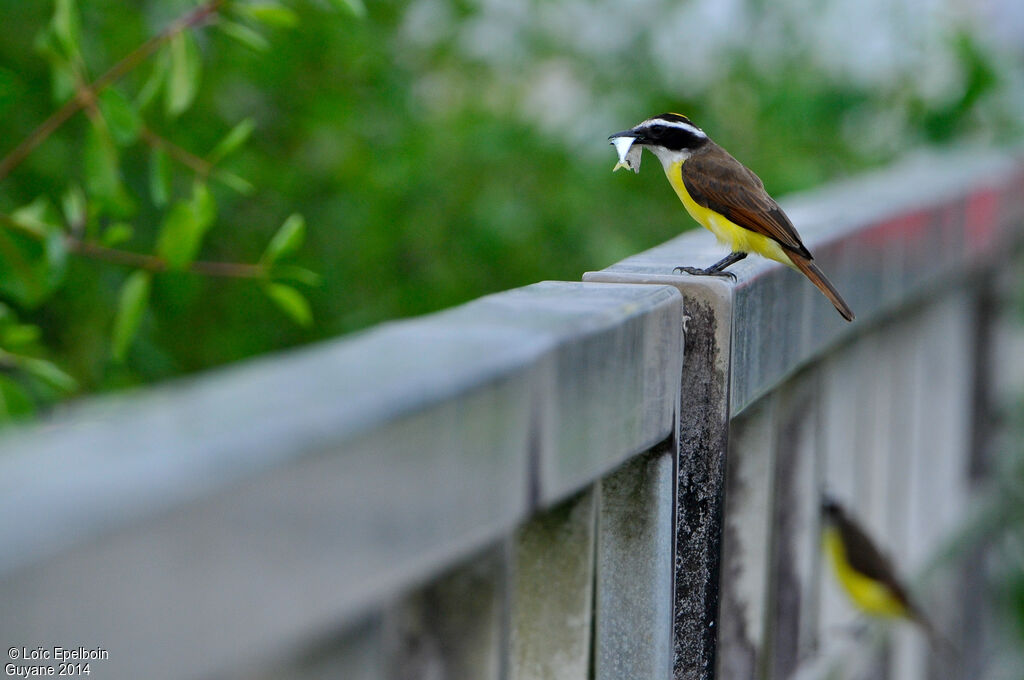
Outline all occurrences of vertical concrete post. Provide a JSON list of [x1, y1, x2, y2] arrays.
[[509, 489, 597, 680], [248, 615, 385, 680], [766, 371, 822, 680], [585, 271, 733, 680], [596, 447, 675, 680], [716, 396, 777, 680], [672, 280, 734, 680], [383, 546, 506, 680]]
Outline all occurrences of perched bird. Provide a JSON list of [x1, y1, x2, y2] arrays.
[[821, 498, 937, 634], [609, 113, 854, 321]]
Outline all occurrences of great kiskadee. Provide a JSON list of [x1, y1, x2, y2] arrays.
[[822, 499, 935, 632], [609, 113, 854, 321]]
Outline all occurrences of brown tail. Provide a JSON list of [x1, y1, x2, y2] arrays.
[[789, 254, 855, 321], [910, 608, 960, 662]]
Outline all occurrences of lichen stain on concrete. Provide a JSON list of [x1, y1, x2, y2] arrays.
[[673, 293, 730, 680]]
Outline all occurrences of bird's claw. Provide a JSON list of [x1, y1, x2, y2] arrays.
[[672, 266, 737, 281]]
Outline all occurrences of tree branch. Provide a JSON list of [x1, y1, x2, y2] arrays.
[[0, 211, 265, 280], [67, 237, 266, 279], [141, 127, 213, 178], [0, 0, 226, 183]]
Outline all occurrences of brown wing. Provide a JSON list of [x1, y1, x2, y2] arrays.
[[681, 145, 812, 260], [837, 515, 914, 610]]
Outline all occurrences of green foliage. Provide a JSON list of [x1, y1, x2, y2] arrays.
[[973, 392, 1024, 666], [263, 214, 304, 264], [98, 89, 142, 147], [1, 198, 67, 307], [208, 118, 255, 165], [329, 0, 366, 19], [0, 0, 1018, 420], [218, 20, 271, 53], [156, 182, 217, 269], [60, 184, 85, 229], [264, 282, 311, 327], [102, 222, 133, 247], [0, 375, 35, 420], [234, 3, 299, 29], [51, 0, 81, 59], [910, 30, 1003, 143], [148, 148, 171, 207], [166, 31, 202, 118], [111, 270, 150, 362], [84, 123, 132, 216], [0, 0, 348, 417], [0, 301, 76, 421]]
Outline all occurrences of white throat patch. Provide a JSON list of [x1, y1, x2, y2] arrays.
[[648, 145, 692, 171]]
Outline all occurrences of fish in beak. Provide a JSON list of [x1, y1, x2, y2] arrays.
[[609, 131, 643, 173]]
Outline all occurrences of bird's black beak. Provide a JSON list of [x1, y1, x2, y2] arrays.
[[608, 128, 645, 144]]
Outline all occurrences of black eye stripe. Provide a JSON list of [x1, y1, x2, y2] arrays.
[[644, 124, 706, 151]]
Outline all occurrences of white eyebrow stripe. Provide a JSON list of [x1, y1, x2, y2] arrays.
[[638, 118, 707, 138]]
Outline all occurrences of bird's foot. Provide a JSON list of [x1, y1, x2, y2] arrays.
[[672, 266, 737, 281]]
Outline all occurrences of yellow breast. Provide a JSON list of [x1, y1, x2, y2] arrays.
[[824, 527, 910, 619], [665, 159, 793, 267]]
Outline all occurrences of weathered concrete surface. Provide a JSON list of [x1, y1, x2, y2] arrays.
[[717, 396, 776, 680], [0, 280, 681, 680], [246, 615, 385, 680], [585, 268, 733, 680], [444, 280, 683, 504], [766, 371, 822, 680], [382, 546, 506, 680], [510, 489, 596, 680], [596, 448, 675, 680]]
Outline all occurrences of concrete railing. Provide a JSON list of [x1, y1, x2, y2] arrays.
[[1, 148, 1022, 680]]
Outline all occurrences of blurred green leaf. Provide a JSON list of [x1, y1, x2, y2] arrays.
[[156, 203, 199, 269], [0, 375, 35, 421], [102, 222, 133, 247], [84, 124, 133, 216], [83, 124, 117, 198], [98, 88, 142, 146], [212, 168, 255, 195], [327, 0, 366, 18], [0, 323, 42, 349], [191, 181, 216, 227], [51, 0, 81, 58], [48, 59, 76, 103], [264, 283, 312, 326], [149, 148, 172, 207], [18, 356, 78, 392], [156, 182, 217, 269], [218, 20, 270, 52], [60, 184, 86, 230], [32, 25, 57, 59], [111, 270, 151, 362], [209, 118, 256, 164], [0, 66, 19, 118], [166, 31, 201, 118], [262, 213, 304, 264], [137, 47, 168, 110], [11, 196, 61, 237], [271, 265, 322, 287], [0, 226, 67, 308], [34, 26, 75, 102], [236, 3, 299, 28]]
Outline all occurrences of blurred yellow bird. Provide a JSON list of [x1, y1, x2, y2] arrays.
[[821, 499, 934, 628]]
